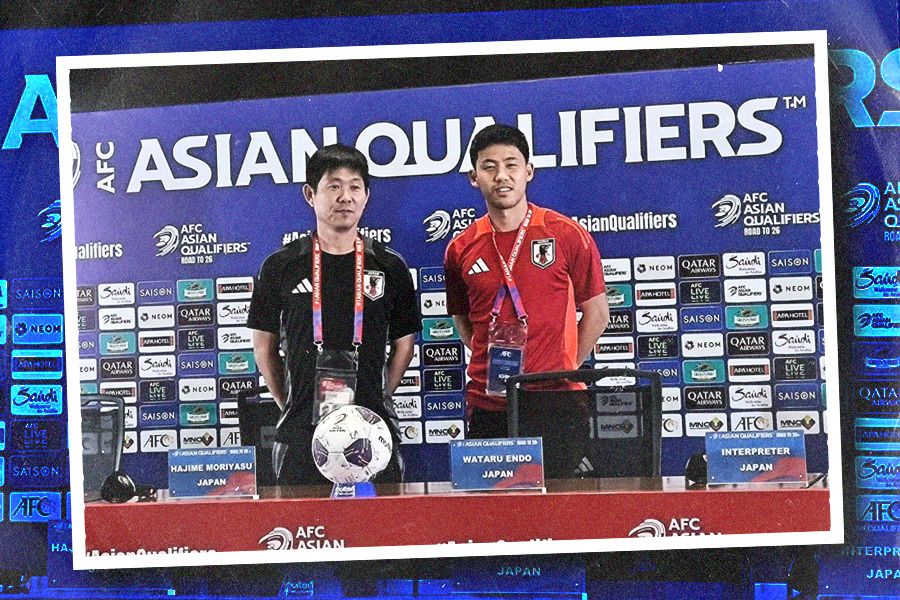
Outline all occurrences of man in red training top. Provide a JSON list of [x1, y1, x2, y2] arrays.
[[444, 124, 609, 478]]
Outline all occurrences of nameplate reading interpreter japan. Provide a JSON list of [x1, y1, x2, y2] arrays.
[[168, 446, 257, 498], [705, 431, 807, 485], [449, 438, 544, 491]]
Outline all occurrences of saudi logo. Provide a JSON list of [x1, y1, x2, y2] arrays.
[[39, 199, 61, 243], [153, 226, 180, 256], [423, 210, 451, 242], [844, 183, 880, 228], [712, 194, 741, 227]]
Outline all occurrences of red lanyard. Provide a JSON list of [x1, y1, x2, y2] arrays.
[[489, 206, 532, 321], [312, 234, 365, 351]]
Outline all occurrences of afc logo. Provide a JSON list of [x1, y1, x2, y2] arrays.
[[9, 492, 61, 522]]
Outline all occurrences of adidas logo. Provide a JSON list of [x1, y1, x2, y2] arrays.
[[468, 258, 490, 275], [292, 278, 312, 294], [576, 456, 595, 473]]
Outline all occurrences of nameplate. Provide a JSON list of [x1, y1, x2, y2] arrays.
[[450, 438, 544, 491], [168, 446, 257, 498], [706, 431, 807, 484]]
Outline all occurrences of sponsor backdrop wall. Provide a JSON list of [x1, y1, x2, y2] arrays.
[[0, 0, 897, 595], [71, 56, 827, 484]]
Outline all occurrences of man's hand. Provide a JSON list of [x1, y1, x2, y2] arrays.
[[577, 293, 609, 366], [452, 314, 474, 349], [384, 334, 416, 397], [252, 330, 287, 410]]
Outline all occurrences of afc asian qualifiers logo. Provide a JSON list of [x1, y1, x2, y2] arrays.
[[258, 526, 345, 549], [153, 223, 250, 265], [423, 208, 476, 242], [531, 238, 556, 269], [712, 195, 742, 227], [364, 270, 385, 301], [628, 517, 721, 537], [843, 182, 900, 242], [154, 225, 179, 256], [38, 199, 61, 243], [844, 183, 881, 228], [712, 191, 819, 236]]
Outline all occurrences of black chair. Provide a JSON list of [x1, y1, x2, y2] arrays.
[[80, 394, 125, 502], [506, 369, 662, 478], [236, 386, 280, 486]]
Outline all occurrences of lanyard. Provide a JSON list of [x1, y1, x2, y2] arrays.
[[489, 206, 532, 321], [311, 234, 365, 352]]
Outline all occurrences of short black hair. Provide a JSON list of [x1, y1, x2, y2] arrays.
[[469, 124, 530, 165], [306, 143, 370, 191]]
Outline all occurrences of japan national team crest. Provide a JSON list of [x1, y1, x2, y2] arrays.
[[364, 270, 385, 300], [531, 238, 556, 269]]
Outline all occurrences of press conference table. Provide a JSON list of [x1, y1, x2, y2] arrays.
[[84, 475, 829, 554]]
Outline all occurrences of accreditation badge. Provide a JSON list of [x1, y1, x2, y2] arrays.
[[312, 349, 358, 424], [485, 319, 528, 397]]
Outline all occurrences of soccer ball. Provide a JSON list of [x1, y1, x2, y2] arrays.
[[311, 405, 393, 483]]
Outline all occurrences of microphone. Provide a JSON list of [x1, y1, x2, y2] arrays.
[[684, 452, 708, 487], [100, 471, 157, 503]]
